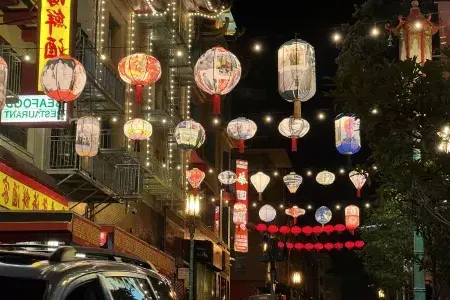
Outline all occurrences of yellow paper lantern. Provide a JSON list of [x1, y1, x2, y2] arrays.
[[124, 118, 153, 140]]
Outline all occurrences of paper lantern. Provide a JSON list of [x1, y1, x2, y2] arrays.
[[283, 172, 303, 193], [295, 242, 304, 251], [291, 226, 302, 235], [174, 119, 206, 151], [118, 53, 161, 104], [256, 223, 267, 233], [279, 226, 291, 235], [267, 225, 279, 234], [313, 226, 323, 235], [250, 172, 270, 201], [278, 117, 310, 151], [315, 206, 332, 226], [259, 204, 277, 223], [277, 241, 285, 249], [304, 243, 314, 251], [334, 242, 344, 250], [285, 205, 306, 224], [355, 240, 365, 249], [302, 226, 312, 236], [335, 114, 361, 155], [186, 168, 205, 189], [124, 118, 152, 140], [334, 224, 346, 234], [345, 205, 360, 234], [75, 117, 100, 157], [233, 203, 247, 226], [316, 170, 335, 185], [194, 47, 241, 115], [278, 39, 316, 119], [0, 56, 7, 110], [323, 225, 335, 235], [100, 232, 108, 247], [324, 243, 334, 251], [345, 241, 355, 250], [286, 242, 294, 250], [314, 243, 323, 251], [227, 117, 257, 153], [349, 170, 368, 197], [218, 171, 237, 185]]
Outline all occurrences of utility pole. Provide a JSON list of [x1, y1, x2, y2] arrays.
[[413, 231, 426, 300]]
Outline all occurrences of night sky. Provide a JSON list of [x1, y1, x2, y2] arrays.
[[229, 0, 376, 299]]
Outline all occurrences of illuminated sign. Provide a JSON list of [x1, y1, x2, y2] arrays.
[[1, 95, 67, 123], [234, 159, 248, 253], [38, 0, 73, 91]]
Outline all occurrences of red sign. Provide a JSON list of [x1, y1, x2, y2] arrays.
[[214, 206, 220, 237], [234, 159, 248, 253]]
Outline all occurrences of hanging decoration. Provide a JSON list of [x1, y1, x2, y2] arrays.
[[323, 225, 335, 235], [233, 202, 248, 227], [283, 172, 303, 194], [278, 39, 316, 119], [313, 226, 323, 235], [345, 205, 360, 234], [267, 225, 279, 234], [291, 226, 302, 235], [334, 242, 344, 250], [314, 243, 324, 251], [279, 226, 291, 235], [302, 226, 312, 236], [277, 241, 285, 249], [255, 223, 267, 233], [324, 243, 334, 251], [334, 224, 346, 234], [355, 240, 365, 249], [250, 172, 270, 201], [194, 46, 242, 115], [345, 241, 355, 250], [227, 117, 257, 153], [304, 243, 314, 251], [286, 242, 294, 251], [316, 170, 335, 185], [335, 113, 361, 155], [186, 168, 205, 190], [285, 205, 306, 224], [218, 171, 237, 185], [349, 170, 368, 197], [118, 53, 161, 104], [174, 119, 206, 151], [258, 204, 277, 223], [0, 56, 7, 110], [40, 56, 87, 119], [278, 117, 310, 151], [295, 243, 304, 251], [124, 118, 153, 140], [75, 116, 100, 157], [315, 206, 332, 226]]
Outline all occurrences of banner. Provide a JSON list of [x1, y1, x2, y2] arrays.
[[234, 159, 248, 253], [214, 206, 220, 236]]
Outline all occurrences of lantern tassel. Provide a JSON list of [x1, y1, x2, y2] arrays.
[[238, 140, 245, 153], [135, 85, 143, 104], [293, 217, 297, 225], [258, 193, 262, 201], [357, 188, 361, 198], [291, 138, 297, 152], [212, 94, 221, 115], [293, 100, 301, 119]]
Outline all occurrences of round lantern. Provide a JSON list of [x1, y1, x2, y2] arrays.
[[335, 113, 361, 155], [355, 240, 365, 249], [295, 242, 304, 251], [118, 53, 161, 104], [334, 242, 344, 250], [75, 116, 100, 157], [283, 172, 303, 194], [233, 203, 247, 226], [186, 168, 205, 190], [302, 226, 312, 236], [278, 39, 316, 119], [227, 117, 257, 153], [256, 223, 267, 233], [314, 243, 323, 251], [324, 243, 334, 251], [323, 225, 335, 235], [174, 119, 206, 151], [267, 225, 279, 234], [345, 241, 355, 250], [278, 117, 310, 151], [291, 226, 302, 235], [304, 243, 314, 251], [316, 170, 335, 185], [250, 172, 270, 201], [194, 47, 241, 115], [285, 205, 306, 224], [0, 56, 7, 110], [313, 226, 323, 235], [345, 205, 360, 234], [124, 118, 152, 140], [334, 224, 346, 234], [315, 206, 332, 226], [349, 170, 368, 197], [41, 56, 86, 119], [259, 204, 276, 223], [277, 241, 285, 249], [279, 226, 291, 235], [218, 171, 237, 185], [286, 242, 294, 250]]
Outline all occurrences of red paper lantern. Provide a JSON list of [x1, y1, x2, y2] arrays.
[[279, 226, 291, 235], [286, 242, 294, 250], [277, 241, 285, 249], [302, 226, 312, 236], [313, 226, 323, 235], [314, 243, 324, 251], [268, 225, 279, 234], [345, 205, 360, 234], [256, 223, 267, 233], [345, 241, 355, 250], [118, 53, 162, 104], [186, 168, 205, 190], [334, 242, 344, 250], [295, 242, 304, 251], [304, 243, 314, 251], [334, 224, 346, 234], [355, 240, 365, 249], [324, 225, 335, 235], [324, 243, 334, 251], [291, 226, 302, 235]]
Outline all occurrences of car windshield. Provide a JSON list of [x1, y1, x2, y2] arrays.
[[0, 276, 47, 300]]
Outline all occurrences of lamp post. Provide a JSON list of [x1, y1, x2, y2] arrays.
[[186, 192, 200, 300], [291, 271, 302, 300]]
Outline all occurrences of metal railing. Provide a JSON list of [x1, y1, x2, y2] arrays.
[[144, 156, 183, 199], [0, 44, 22, 95], [99, 129, 127, 151], [151, 91, 183, 125]]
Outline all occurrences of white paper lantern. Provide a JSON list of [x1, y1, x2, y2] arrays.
[[283, 172, 303, 193], [349, 170, 368, 197], [278, 117, 310, 151], [259, 204, 276, 222], [0, 56, 7, 110], [124, 118, 152, 140], [250, 171, 270, 201], [218, 171, 237, 185], [75, 116, 100, 157], [174, 119, 206, 151], [227, 117, 257, 153], [316, 170, 335, 185]]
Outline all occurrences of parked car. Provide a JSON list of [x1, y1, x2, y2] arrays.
[[0, 244, 177, 300]]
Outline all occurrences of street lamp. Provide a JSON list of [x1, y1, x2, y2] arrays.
[[291, 271, 302, 300], [292, 271, 302, 285], [186, 192, 200, 300], [378, 289, 385, 299]]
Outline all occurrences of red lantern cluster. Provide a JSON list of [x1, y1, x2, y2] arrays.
[[254, 223, 350, 236], [276, 240, 365, 252]]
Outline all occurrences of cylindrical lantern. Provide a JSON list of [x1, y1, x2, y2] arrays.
[[259, 204, 277, 223], [41, 56, 87, 119], [124, 118, 153, 140], [278, 39, 316, 119], [227, 117, 257, 153], [218, 171, 237, 185], [118, 53, 161, 104], [250, 172, 270, 201], [233, 203, 247, 226], [349, 170, 368, 197], [0, 56, 7, 110], [194, 47, 241, 115], [75, 116, 100, 157], [285, 205, 306, 225], [316, 170, 335, 185], [345, 205, 360, 234], [283, 172, 303, 194], [174, 119, 206, 151], [278, 117, 310, 151], [335, 113, 361, 155], [186, 168, 205, 190], [315, 206, 332, 226]]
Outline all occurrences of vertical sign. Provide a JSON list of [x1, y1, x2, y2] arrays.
[[38, 0, 73, 90], [214, 206, 220, 236], [234, 159, 248, 253]]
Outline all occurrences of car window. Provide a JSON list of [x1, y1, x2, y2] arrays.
[[103, 276, 155, 300], [0, 276, 47, 300], [148, 277, 177, 300], [66, 279, 106, 300]]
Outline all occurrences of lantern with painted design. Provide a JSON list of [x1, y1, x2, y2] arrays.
[[174, 119, 206, 151], [285, 205, 306, 224], [349, 170, 368, 197], [315, 206, 332, 226], [250, 172, 270, 201], [316, 170, 335, 185], [218, 171, 237, 185], [278, 117, 310, 151], [186, 168, 205, 190], [335, 114, 361, 155], [345, 205, 360, 234], [75, 116, 100, 157], [124, 118, 152, 140], [283, 172, 303, 193], [227, 117, 257, 153], [0, 56, 7, 110]]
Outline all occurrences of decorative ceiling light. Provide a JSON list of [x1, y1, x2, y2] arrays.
[[174, 119, 206, 151], [283, 172, 303, 193], [75, 116, 100, 157], [258, 204, 276, 223], [194, 47, 241, 115], [124, 118, 153, 140], [316, 170, 335, 185], [285, 205, 306, 224], [186, 168, 205, 190], [250, 172, 270, 201], [218, 170, 237, 185], [315, 206, 332, 226], [345, 205, 360, 234], [335, 113, 361, 155], [278, 117, 310, 151], [0, 56, 7, 110], [349, 170, 368, 197], [227, 117, 257, 153]]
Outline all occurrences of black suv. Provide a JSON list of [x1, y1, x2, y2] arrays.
[[0, 244, 178, 300]]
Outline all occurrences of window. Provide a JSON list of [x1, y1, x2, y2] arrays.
[[66, 279, 106, 300], [0, 126, 27, 149], [0, 276, 47, 300], [148, 277, 177, 299], [103, 276, 155, 300]]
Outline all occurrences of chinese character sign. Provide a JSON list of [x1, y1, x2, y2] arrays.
[[234, 159, 248, 253], [38, 0, 73, 91]]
